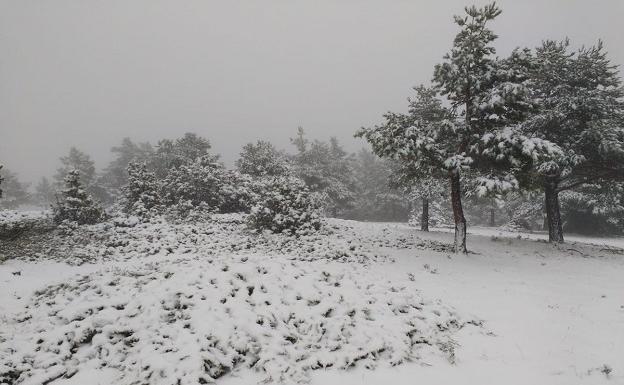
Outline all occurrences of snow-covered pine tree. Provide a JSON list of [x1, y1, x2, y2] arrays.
[[150, 133, 212, 178], [102, 137, 154, 194], [0, 167, 30, 209], [359, 4, 558, 252], [54, 147, 96, 188], [236, 140, 290, 177], [53, 170, 104, 225], [290, 128, 357, 217], [522, 40, 624, 242], [53, 147, 111, 204], [174, 132, 212, 163], [123, 162, 161, 217]]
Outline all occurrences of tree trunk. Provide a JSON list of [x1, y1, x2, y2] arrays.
[[450, 171, 467, 253], [544, 177, 564, 243], [421, 197, 429, 232], [489, 208, 495, 227]]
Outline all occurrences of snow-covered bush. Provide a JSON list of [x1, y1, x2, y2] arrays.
[[0, 210, 53, 242], [217, 169, 256, 213], [0, 257, 476, 384], [122, 162, 161, 217], [248, 176, 322, 234], [236, 140, 290, 177], [160, 156, 255, 216], [53, 170, 104, 225]]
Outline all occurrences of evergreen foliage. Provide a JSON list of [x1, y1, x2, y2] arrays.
[[103, 138, 154, 193], [53, 170, 104, 225], [358, 3, 560, 252], [160, 156, 254, 215], [151, 133, 212, 178], [291, 128, 357, 217], [248, 176, 322, 234], [522, 39, 624, 242], [236, 140, 290, 177], [123, 162, 161, 217], [0, 167, 30, 209], [54, 147, 97, 187]]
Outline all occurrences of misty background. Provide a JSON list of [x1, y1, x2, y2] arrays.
[[2, 0, 623, 183]]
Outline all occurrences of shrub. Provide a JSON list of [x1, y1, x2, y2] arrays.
[[160, 156, 255, 215], [248, 176, 322, 234]]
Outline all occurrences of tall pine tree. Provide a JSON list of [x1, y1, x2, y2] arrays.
[[522, 40, 624, 242], [359, 4, 558, 252]]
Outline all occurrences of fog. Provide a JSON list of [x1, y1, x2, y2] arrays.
[[1, 0, 623, 183]]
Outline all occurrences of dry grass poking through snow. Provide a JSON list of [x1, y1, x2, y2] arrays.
[[0, 212, 481, 384], [0, 256, 481, 384]]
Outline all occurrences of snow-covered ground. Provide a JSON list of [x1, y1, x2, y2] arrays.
[[1, 216, 623, 384], [435, 225, 624, 249]]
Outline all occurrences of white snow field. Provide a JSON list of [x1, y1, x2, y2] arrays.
[[1, 214, 623, 385]]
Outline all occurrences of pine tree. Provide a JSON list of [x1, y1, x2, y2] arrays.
[[53, 170, 104, 225], [54, 147, 96, 187], [123, 162, 161, 217], [290, 128, 357, 217], [522, 40, 624, 242], [103, 138, 153, 193], [0, 167, 30, 209], [150, 133, 212, 178], [236, 140, 290, 177], [53, 147, 111, 204], [358, 4, 558, 252]]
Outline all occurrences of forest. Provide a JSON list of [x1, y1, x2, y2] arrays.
[[1, 2, 623, 385]]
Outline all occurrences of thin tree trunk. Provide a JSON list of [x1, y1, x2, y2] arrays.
[[421, 197, 429, 232], [450, 171, 467, 253], [489, 207, 495, 227], [544, 176, 564, 243]]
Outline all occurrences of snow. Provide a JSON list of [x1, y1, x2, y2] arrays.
[[1, 215, 623, 384]]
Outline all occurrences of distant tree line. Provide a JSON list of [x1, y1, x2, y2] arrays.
[[1, 3, 623, 244]]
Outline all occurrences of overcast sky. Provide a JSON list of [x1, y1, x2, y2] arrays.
[[1, 0, 623, 183]]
